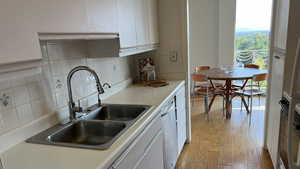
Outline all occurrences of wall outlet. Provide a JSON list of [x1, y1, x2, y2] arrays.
[[169, 51, 178, 62]]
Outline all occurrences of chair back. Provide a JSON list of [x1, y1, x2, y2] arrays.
[[253, 73, 267, 82], [245, 64, 259, 69], [192, 73, 207, 82], [195, 66, 210, 72]]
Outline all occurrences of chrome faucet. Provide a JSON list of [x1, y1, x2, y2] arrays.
[[67, 66, 104, 121]]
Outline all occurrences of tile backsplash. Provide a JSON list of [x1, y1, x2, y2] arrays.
[[0, 40, 134, 136], [0, 73, 52, 135]]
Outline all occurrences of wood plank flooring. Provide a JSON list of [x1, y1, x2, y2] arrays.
[[176, 96, 274, 169]]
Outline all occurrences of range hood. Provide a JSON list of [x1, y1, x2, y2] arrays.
[[38, 32, 119, 40]]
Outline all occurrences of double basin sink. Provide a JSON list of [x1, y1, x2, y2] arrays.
[[27, 104, 151, 150]]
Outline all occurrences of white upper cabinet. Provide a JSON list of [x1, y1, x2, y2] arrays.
[[117, 0, 138, 49], [147, 0, 159, 45], [117, 0, 159, 56], [135, 0, 150, 47], [85, 0, 118, 33], [273, 0, 290, 50], [33, 0, 88, 32], [0, 0, 43, 66], [0, 0, 159, 68]]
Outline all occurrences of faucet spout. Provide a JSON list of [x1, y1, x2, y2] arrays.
[[67, 66, 104, 121]]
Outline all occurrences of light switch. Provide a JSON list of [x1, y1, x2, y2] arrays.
[[169, 51, 178, 62]]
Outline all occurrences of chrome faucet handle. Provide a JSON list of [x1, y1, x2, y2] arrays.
[[102, 83, 112, 89], [75, 100, 83, 113]]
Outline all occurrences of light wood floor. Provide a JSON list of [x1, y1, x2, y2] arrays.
[[176, 96, 274, 169]]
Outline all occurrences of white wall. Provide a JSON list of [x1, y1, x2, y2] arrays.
[[218, 0, 236, 66], [188, 0, 236, 70], [154, 0, 188, 80], [189, 0, 220, 72]]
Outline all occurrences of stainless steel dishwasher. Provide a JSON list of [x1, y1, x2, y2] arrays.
[[161, 97, 178, 169]]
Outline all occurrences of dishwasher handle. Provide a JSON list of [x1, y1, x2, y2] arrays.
[[161, 112, 168, 117]]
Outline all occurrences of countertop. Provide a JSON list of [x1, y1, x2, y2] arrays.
[[1, 81, 185, 169]]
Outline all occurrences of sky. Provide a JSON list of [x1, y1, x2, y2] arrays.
[[235, 0, 273, 31]]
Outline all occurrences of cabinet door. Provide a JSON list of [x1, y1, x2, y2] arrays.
[[135, 131, 164, 169], [85, 0, 118, 33], [176, 86, 187, 155], [33, 0, 88, 32], [117, 0, 137, 49], [266, 53, 285, 168], [112, 116, 162, 169], [273, 0, 290, 50], [0, 0, 42, 65], [135, 0, 150, 46], [147, 0, 159, 45]]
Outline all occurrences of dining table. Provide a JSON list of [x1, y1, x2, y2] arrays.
[[195, 67, 268, 119]]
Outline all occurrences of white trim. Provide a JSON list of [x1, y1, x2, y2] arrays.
[[0, 60, 41, 74], [38, 32, 119, 40], [0, 66, 42, 82], [119, 44, 159, 57]]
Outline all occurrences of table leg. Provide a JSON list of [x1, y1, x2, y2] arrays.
[[225, 80, 232, 119]]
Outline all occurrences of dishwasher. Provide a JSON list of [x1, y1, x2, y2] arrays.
[[161, 97, 178, 169]]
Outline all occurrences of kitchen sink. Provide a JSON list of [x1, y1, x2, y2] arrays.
[[49, 120, 126, 146], [84, 104, 151, 121], [26, 104, 151, 150]]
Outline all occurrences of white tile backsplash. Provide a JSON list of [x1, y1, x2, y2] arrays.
[[27, 82, 43, 101], [0, 113, 5, 135], [13, 86, 30, 106], [1, 108, 19, 132], [31, 99, 48, 119], [0, 40, 134, 137], [16, 104, 33, 125]]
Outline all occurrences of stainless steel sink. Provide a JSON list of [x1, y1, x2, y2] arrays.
[[84, 104, 151, 121], [49, 120, 126, 147], [26, 104, 151, 150]]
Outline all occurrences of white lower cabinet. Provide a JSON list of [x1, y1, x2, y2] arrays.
[[111, 85, 187, 169], [134, 132, 164, 169], [110, 115, 163, 169]]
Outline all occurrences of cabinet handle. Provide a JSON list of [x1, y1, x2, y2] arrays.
[[274, 55, 280, 59], [161, 112, 168, 117]]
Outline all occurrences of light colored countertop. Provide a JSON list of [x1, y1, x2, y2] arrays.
[[1, 81, 185, 169]]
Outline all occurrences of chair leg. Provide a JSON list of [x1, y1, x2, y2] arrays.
[[204, 95, 209, 114], [204, 91, 209, 121], [223, 96, 225, 117], [240, 97, 243, 111], [249, 94, 253, 126]]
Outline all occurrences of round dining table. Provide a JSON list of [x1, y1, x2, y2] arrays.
[[196, 67, 267, 119]]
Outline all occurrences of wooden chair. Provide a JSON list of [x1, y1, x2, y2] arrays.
[[234, 73, 268, 124], [244, 64, 260, 69], [234, 64, 260, 89], [191, 73, 225, 119], [195, 66, 210, 72], [195, 66, 224, 88]]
